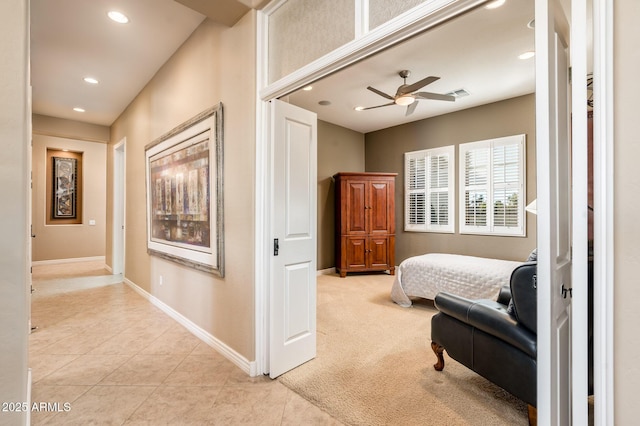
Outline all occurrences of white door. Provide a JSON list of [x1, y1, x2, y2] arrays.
[[269, 99, 317, 378], [535, 0, 573, 423]]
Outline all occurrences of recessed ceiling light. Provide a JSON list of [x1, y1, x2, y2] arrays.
[[519, 51, 535, 60], [83, 77, 99, 84], [73, 107, 85, 113], [108, 11, 129, 24], [318, 100, 331, 106], [354, 106, 364, 111], [303, 86, 313, 91], [485, 0, 506, 9]]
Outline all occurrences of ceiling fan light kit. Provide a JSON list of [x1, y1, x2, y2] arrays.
[[395, 95, 415, 106], [361, 70, 455, 116]]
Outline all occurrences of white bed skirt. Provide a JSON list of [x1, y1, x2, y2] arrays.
[[391, 253, 522, 307]]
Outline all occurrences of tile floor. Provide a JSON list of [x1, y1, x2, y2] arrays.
[[29, 261, 342, 425]]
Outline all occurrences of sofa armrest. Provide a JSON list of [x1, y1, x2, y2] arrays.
[[433, 292, 478, 324], [434, 292, 536, 358]]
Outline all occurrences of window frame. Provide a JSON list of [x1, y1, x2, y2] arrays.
[[458, 134, 526, 237], [404, 145, 455, 233]]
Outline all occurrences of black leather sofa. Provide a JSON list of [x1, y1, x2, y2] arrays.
[[431, 262, 538, 407], [430, 260, 593, 422]]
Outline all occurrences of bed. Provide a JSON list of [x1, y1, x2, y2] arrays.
[[390, 253, 523, 307]]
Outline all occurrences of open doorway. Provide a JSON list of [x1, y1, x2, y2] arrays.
[[261, 0, 592, 423]]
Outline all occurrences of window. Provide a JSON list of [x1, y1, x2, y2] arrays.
[[405, 146, 455, 233], [459, 134, 526, 236]]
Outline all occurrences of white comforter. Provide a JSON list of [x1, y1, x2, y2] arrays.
[[390, 253, 522, 307]]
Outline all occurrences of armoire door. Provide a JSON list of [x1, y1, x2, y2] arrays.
[[345, 180, 367, 234], [369, 180, 394, 235]]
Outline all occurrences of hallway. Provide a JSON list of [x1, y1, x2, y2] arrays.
[[29, 261, 340, 425]]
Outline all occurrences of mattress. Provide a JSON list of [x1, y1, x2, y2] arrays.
[[390, 253, 522, 307]]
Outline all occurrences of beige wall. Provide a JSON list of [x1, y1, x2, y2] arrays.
[[614, 1, 640, 422], [365, 94, 537, 263], [33, 113, 110, 143], [317, 120, 365, 269], [0, 0, 29, 422], [32, 133, 107, 261], [107, 14, 257, 360]]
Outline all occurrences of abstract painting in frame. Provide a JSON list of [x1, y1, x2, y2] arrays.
[[46, 149, 83, 225], [145, 104, 224, 276], [53, 156, 77, 219]]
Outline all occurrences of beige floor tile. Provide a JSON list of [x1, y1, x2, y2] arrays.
[[162, 354, 235, 387], [100, 354, 187, 386], [29, 327, 78, 353], [123, 320, 176, 338], [209, 384, 290, 425], [28, 261, 342, 426], [88, 331, 162, 355], [139, 329, 201, 355], [38, 354, 131, 386], [125, 386, 222, 425], [29, 353, 80, 384], [39, 331, 118, 355], [30, 385, 91, 425], [43, 385, 156, 426]]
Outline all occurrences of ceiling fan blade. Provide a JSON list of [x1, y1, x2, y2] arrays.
[[414, 91, 456, 102], [360, 102, 395, 110], [405, 101, 418, 116], [398, 76, 440, 95], [367, 86, 394, 100]]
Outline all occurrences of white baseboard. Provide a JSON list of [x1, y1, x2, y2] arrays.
[[123, 277, 257, 377], [32, 256, 106, 266]]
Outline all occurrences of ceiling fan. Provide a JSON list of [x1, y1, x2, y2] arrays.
[[360, 70, 455, 116]]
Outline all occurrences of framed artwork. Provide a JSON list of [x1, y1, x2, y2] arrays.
[[46, 149, 83, 225], [145, 104, 224, 276]]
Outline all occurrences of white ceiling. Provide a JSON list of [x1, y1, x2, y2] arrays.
[[30, 0, 534, 132], [287, 0, 535, 133], [30, 0, 206, 126]]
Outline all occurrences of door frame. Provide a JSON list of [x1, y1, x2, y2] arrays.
[[570, 0, 589, 423], [254, 7, 610, 423], [592, 0, 615, 423], [112, 138, 126, 275]]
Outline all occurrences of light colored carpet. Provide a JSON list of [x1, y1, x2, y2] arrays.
[[279, 272, 528, 426]]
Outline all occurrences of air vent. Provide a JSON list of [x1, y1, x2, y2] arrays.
[[446, 89, 470, 98]]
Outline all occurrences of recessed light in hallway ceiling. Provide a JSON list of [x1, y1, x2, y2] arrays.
[[107, 10, 129, 24]]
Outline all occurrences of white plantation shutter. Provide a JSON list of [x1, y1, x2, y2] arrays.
[[459, 135, 526, 236], [405, 146, 454, 232], [407, 155, 426, 226]]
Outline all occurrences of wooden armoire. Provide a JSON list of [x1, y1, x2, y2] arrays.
[[334, 172, 397, 278]]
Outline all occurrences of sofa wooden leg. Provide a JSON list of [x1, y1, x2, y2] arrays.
[[431, 342, 445, 371], [527, 405, 537, 426]]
